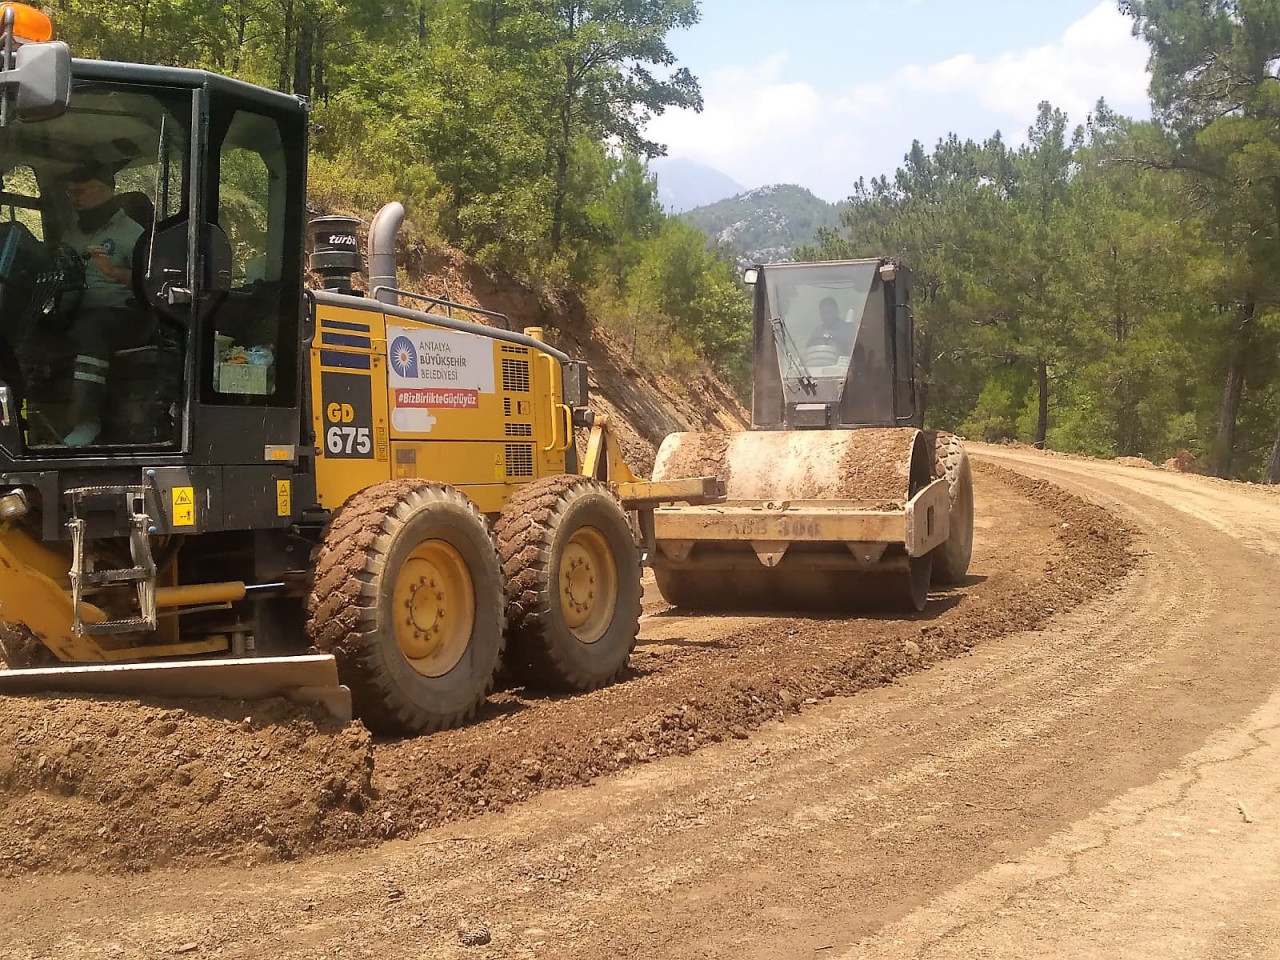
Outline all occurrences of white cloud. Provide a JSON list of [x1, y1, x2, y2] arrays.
[[897, 3, 1149, 121], [646, 3, 1151, 201], [645, 52, 832, 191]]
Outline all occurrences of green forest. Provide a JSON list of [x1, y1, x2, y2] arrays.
[[806, 4, 1280, 483], [50, 0, 1280, 481]]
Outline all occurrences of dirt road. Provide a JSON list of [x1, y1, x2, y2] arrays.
[[2, 447, 1279, 958]]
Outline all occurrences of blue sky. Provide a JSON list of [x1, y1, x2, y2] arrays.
[[646, 1, 1153, 201]]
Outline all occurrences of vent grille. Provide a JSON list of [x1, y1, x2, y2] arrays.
[[502, 358, 530, 393], [505, 443, 534, 478], [503, 397, 512, 417], [504, 422, 533, 437], [501, 344, 530, 355]]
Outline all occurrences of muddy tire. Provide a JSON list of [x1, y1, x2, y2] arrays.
[[932, 433, 974, 584], [306, 480, 504, 735], [0, 623, 54, 669], [495, 475, 642, 691]]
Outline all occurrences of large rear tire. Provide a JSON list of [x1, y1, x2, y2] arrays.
[[932, 433, 974, 584], [306, 480, 504, 735], [495, 475, 641, 691], [0, 623, 54, 669]]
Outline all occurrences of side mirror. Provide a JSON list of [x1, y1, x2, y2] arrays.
[[742, 268, 758, 285], [8, 41, 70, 122]]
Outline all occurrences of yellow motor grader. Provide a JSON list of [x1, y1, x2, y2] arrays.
[[0, 8, 972, 736], [0, 7, 716, 733]]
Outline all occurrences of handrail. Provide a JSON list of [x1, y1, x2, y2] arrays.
[[370, 285, 512, 330]]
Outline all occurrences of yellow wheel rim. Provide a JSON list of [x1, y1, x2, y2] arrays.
[[559, 526, 618, 644], [392, 539, 475, 677]]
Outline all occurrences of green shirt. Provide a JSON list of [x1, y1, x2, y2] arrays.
[[65, 207, 144, 310]]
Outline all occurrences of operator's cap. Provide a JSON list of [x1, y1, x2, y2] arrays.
[[63, 161, 116, 189]]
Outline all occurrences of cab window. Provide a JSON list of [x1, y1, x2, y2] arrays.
[[206, 106, 300, 405], [1, 165, 43, 239]]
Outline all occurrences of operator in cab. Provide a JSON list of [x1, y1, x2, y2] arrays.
[[59, 162, 145, 446], [807, 296, 854, 356]]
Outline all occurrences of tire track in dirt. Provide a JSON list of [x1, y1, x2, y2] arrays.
[[0, 466, 1120, 877], [3, 449, 1271, 960]]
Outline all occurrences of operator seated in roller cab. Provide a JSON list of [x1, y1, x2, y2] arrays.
[[59, 162, 147, 447], [806, 296, 853, 358]]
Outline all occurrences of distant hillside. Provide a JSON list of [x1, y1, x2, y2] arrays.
[[682, 184, 845, 264], [650, 158, 746, 213]]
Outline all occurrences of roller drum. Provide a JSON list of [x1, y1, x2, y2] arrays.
[[651, 428, 935, 612]]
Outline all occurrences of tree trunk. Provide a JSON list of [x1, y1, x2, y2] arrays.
[[1034, 359, 1048, 449], [233, 7, 248, 72], [550, 69, 573, 255], [1266, 422, 1280, 484], [1213, 298, 1253, 479], [313, 28, 325, 102], [293, 22, 314, 98], [278, 0, 294, 92]]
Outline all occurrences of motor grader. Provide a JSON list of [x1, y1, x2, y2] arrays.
[[650, 259, 974, 612], [0, 7, 717, 733]]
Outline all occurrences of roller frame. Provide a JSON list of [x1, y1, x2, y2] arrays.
[[653, 476, 950, 568]]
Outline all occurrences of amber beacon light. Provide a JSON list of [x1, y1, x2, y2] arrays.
[[0, 3, 53, 43]]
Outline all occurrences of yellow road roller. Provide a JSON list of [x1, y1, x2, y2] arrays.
[[650, 259, 974, 612]]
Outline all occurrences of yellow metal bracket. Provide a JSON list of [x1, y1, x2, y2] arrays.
[[581, 415, 641, 483]]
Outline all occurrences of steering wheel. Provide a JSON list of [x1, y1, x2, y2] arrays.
[[0, 223, 85, 332], [0, 224, 88, 404], [43, 241, 86, 316]]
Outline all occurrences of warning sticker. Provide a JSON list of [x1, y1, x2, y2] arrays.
[[171, 486, 195, 527], [276, 479, 292, 517]]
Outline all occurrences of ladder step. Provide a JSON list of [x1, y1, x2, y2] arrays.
[[83, 617, 156, 636], [81, 566, 153, 585]]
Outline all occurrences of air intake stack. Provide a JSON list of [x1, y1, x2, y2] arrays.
[[308, 215, 361, 294]]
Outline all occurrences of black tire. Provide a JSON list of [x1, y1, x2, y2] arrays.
[[495, 475, 642, 691], [0, 623, 54, 669], [932, 433, 975, 584], [306, 480, 504, 735]]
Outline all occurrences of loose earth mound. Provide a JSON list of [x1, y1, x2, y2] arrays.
[[0, 465, 1132, 875]]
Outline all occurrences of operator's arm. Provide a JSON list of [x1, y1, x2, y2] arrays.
[[86, 245, 130, 286]]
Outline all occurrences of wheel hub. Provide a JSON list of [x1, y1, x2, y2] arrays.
[[558, 526, 618, 644], [392, 541, 475, 677]]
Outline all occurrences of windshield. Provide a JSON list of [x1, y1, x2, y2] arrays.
[[764, 262, 880, 382], [0, 81, 191, 449]]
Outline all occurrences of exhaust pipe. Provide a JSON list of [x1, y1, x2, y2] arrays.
[[368, 201, 405, 306]]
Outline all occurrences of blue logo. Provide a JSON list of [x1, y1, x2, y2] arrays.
[[389, 336, 418, 378]]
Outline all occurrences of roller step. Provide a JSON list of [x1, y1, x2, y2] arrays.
[[81, 616, 156, 636], [65, 484, 159, 636]]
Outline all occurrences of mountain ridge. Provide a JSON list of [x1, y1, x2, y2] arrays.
[[680, 183, 847, 264]]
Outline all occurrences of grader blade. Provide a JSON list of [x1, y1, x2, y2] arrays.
[[0, 655, 352, 722]]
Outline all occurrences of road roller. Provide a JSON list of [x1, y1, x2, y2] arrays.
[[650, 259, 974, 612]]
